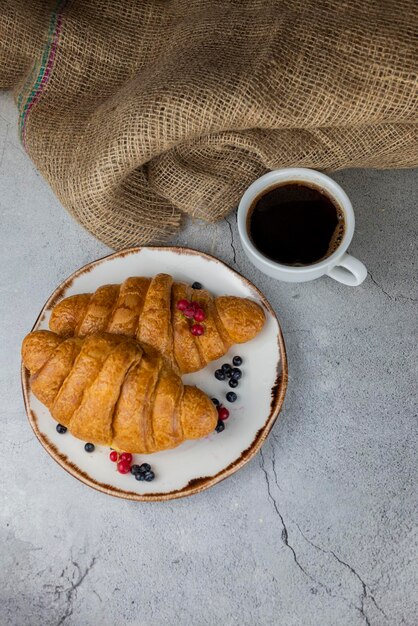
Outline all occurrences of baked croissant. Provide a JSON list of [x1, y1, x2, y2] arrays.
[[49, 273, 265, 374], [22, 330, 217, 453]]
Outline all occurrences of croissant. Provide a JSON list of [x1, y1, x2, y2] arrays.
[[22, 330, 217, 453], [49, 274, 265, 374]]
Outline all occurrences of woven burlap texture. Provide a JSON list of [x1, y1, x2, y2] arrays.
[[1, 0, 418, 249]]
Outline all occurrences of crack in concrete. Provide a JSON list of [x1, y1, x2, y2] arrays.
[[93, 589, 102, 603], [368, 271, 417, 303], [258, 451, 364, 618], [270, 443, 283, 492], [56, 556, 97, 626], [329, 551, 387, 621], [259, 449, 387, 625], [56, 600, 73, 625], [296, 524, 387, 623], [368, 272, 394, 300], [225, 216, 237, 264], [259, 449, 332, 592]]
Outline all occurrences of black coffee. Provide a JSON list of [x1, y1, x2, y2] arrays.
[[247, 183, 345, 266]]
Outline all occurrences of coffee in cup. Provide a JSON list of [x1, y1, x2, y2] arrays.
[[247, 182, 346, 267]]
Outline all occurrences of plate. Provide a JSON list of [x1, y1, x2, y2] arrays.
[[21, 247, 287, 501]]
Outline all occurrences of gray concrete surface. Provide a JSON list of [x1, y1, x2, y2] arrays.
[[1, 90, 417, 626]]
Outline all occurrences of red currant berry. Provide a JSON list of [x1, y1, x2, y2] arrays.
[[109, 450, 118, 462], [117, 460, 131, 474], [218, 407, 230, 420], [191, 324, 204, 336], [193, 308, 206, 322], [184, 307, 195, 318], [177, 299, 189, 311], [119, 452, 132, 463]]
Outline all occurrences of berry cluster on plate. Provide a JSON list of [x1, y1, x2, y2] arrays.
[[211, 355, 243, 433], [55, 426, 156, 482]]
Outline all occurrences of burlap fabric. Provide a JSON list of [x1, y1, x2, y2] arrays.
[[1, 1, 417, 249]]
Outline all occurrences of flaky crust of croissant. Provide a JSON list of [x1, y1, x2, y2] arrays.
[[22, 330, 217, 453], [49, 274, 265, 374]]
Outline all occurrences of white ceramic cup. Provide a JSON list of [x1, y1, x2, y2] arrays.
[[237, 168, 367, 286]]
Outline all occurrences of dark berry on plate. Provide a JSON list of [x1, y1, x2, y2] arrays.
[[135, 472, 146, 481], [228, 378, 238, 388], [120, 452, 132, 463], [56, 423, 67, 434], [233, 356, 242, 366], [215, 369, 226, 381], [218, 407, 230, 420], [221, 363, 232, 374], [144, 471, 155, 482], [109, 450, 118, 462], [226, 391, 237, 403], [215, 420, 225, 433], [131, 464, 141, 475], [139, 463, 151, 473], [192, 282, 202, 290], [84, 442, 95, 453], [231, 367, 242, 380], [211, 398, 220, 406]]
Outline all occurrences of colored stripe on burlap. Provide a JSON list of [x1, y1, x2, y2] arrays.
[[17, 0, 66, 147]]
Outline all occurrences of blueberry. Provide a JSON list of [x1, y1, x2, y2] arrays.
[[215, 420, 225, 433], [84, 442, 95, 453], [215, 369, 226, 381], [131, 464, 141, 475], [233, 356, 242, 366], [56, 423, 67, 434], [144, 471, 155, 482], [211, 398, 220, 406], [228, 378, 238, 388], [226, 391, 237, 403], [135, 472, 146, 481], [231, 367, 242, 380], [139, 463, 151, 473], [221, 363, 232, 374], [192, 282, 202, 290]]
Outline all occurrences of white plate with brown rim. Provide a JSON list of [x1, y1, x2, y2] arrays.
[[21, 246, 287, 501]]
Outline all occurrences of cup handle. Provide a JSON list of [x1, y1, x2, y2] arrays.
[[327, 253, 367, 286]]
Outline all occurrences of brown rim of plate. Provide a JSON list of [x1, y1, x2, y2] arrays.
[[21, 246, 288, 502]]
